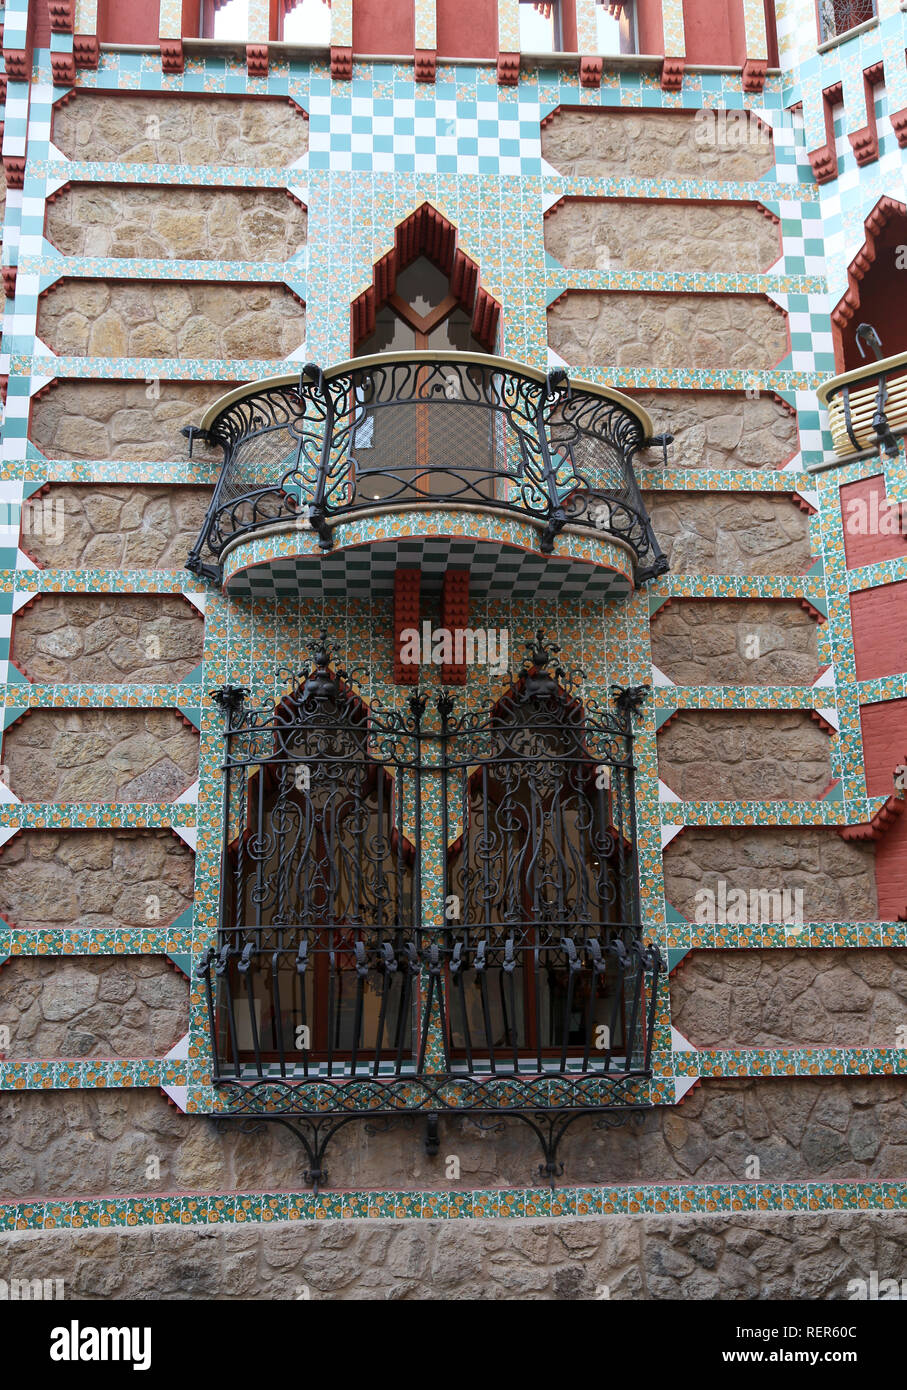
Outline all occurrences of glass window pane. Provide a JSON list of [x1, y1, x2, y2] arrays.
[[357, 308, 417, 356], [395, 257, 452, 316], [211, 0, 249, 40], [519, 2, 557, 53], [595, 2, 636, 55], [282, 0, 332, 44]]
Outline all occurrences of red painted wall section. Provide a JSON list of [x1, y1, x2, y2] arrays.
[[860, 698, 907, 797], [850, 582, 907, 680], [436, 0, 498, 58], [636, 0, 665, 54], [837, 213, 907, 371], [97, 0, 162, 44], [353, 0, 415, 55], [859, 698, 907, 918], [728, 0, 747, 61], [681, 0, 745, 65], [560, 1, 579, 53], [182, 0, 202, 39], [30, 3, 51, 48], [763, 0, 779, 66], [840, 475, 907, 570]]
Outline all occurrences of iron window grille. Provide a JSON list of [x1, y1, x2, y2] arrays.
[[185, 353, 669, 588], [197, 633, 662, 1183], [819, 0, 876, 43]]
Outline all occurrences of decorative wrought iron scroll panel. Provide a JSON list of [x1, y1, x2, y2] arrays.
[[440, 646, 649, 1078], [186, 355, 668, 584], [199, 637, 661, 1123]]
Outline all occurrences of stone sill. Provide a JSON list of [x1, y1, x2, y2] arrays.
[[817, 16, 879, 55], [805, 434, 906, 473]]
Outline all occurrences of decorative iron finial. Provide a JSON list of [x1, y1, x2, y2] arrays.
[[210, 684, 249, 728], [611, 684, 649, 721], [524, 629, 561, 670], [522, 630, 564, 699], [301, 632, 344, 703], [408, 690, 428, 722]]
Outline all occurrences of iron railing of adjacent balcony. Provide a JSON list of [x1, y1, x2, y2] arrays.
[[819, 0, 876, 43], [818, 326, 906, 460], [184, 353, 670, 586], [196, 631, 663, 1185]]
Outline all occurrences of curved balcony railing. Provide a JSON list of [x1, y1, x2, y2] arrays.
[[818, 345, 907, 461], [185, 352, 669, 585]]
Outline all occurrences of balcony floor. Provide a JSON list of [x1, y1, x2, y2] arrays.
[[220, 507, 636, 600]]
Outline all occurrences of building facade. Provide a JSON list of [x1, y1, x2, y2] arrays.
[[0, 0, 905, 1300]]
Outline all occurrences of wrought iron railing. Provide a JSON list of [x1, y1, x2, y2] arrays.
[[184, 352, 669, 586], [818, 330, 907, 460], [819, 0, 876, 43], [197, 632, 663, 1184]]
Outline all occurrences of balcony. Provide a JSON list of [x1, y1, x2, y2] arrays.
[[818, 349, 907, 460], [196, 633, 663, 1185], [185, 352, 668, 599]]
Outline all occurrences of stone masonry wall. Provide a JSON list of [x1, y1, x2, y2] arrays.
[[544, 198, 780, 273], [37, 281, 306, 360], [663, 827, 878, 924], [1, 1076, 903, 1198], [52, 93, 309, 166], [547, 292, 788, 369], [29, 380, 233, 462], [0, 829, 195, 933], [634, 390, 799, 469], [0, 955, 188, 1058], [11, 594, 204, 683], [647, 492, 811, 574], [21, 484, 212, 570], [2, 1210, 905, 1300], [649, 599, 821, 685], [46, 185, 307, 261], [1, 708, 199, 803], [540, 109, 775, 180], [657, 710, 832, 801], [670, 949, 907, 1049]]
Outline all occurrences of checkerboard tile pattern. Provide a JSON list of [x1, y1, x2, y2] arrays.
[[225, 537, 633, 600], [307, 89, 546, 175]]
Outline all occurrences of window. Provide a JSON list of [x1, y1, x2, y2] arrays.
[[215, 648, 418, 1073], [356, 257, 488, 356], [519, 1, 562, 53], [444, 646, 643, 1068], [595, 1, 636, 56], [518, 2, 636, 55], [282, 0, 332, 44], [203, 635, 656, 1082], [204, 0, 248, 39], [818, 0, 876, 43], [353, 255, 495, 503]]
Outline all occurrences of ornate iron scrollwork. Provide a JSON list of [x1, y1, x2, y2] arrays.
[[198, 632, 663, 1186], [185, 354, 669, 585]]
